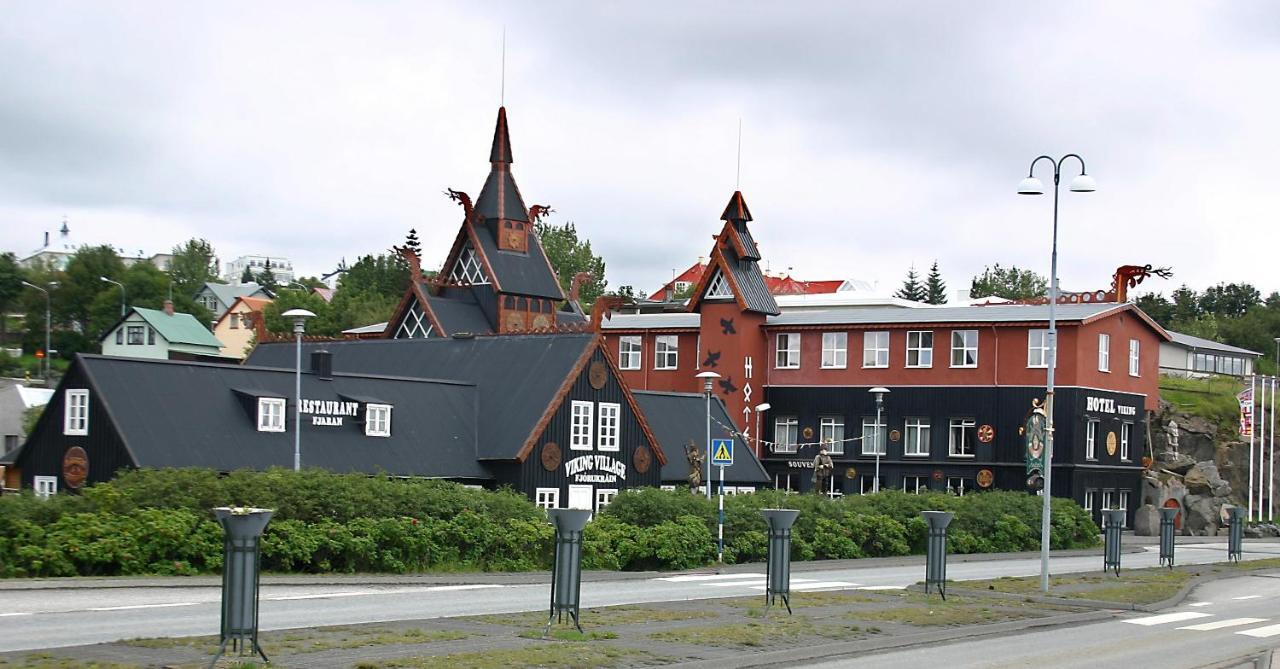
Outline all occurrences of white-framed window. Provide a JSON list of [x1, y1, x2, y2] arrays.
[[365, 404, 392, 437], [257, 397, 286, 432], [1084, 489, 1096, 514], [863, 331, 889, 368], [570, 400, 593, 450], [950, 330, 978, 368], [618, 336, 642, 370], [861, 417, 886, 455], [946, 477, 972, 496], [1098, 333, 1110, 372], [776, 333, 800, 369], [948, 418, 976, 457], [859, 475, 886, 495], [705, 270, 733, 299], [903, 475, 929, 494], [904, 417, 931, 456], [654, 335, 679, 370], [115, 329, 123, 345], [395, 302, 433, 339], [1085, 419, 1099, 460], [595, 488, 618, 512], [821, 332, 847, 369], [598, 402, 620, 452], [1120, 422, 1132, 461], [535, 487, 560, 510], [773, 416, 798, 454], [147, 327, 156, 345], [819, 416, 845, 455], [34, 476, 58, 499], [64, 389, 89, 436], [906, 331, 933, 368], [449, 242, 488, 284], [1028, 329, 1050, 368], [775, 472, 798, 492], [229, 313, 240, 329], [127, 324, 145, 345], [1102, 489, 1115, 511], [1129, 339, 1140, 376], [1118, 491, 1130, 527]]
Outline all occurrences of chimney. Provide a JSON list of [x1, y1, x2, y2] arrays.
[[310, 350, 333, 380], [163, 299, 175, 316], [43, 231, 49, 248]]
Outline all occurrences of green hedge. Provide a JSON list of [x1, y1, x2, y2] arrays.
[[0, 469, 1099, 578]]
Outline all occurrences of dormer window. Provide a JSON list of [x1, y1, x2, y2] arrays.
[[450, 242, 488, 284], [365, 404, 392, 437], [705, 270, 733, 299], [257, 398, 286, 432]]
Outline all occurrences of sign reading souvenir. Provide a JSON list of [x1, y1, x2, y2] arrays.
[[300, 399, 360, 426], [1238, 387, 1254, 437], [1106, 431, 1118, 456], [976, 468, 994, 488], [564, 454, 627, 484], [711, 438, 734, 466], [1024, 401, 1047, 476], [62, 446, 88, 489], [787, 460, 815, 469], [977, 424, 994, 443], [1085, 395, 1138, 417]]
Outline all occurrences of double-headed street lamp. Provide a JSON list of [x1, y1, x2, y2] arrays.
[[869, 387, 889, 493], [696, 371, 721, 499], [1018, 154, 1096, 594], [99, 276, 126, 318], [282, 308, 316, 472], [21, 281, 57, 381]]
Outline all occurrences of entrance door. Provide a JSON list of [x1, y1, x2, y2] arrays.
[[568, 484, 593, 511]]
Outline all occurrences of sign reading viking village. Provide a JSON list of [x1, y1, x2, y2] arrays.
[[300, 399, 360, 426], [564, 454, 627, 484]]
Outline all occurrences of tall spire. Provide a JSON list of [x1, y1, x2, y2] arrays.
[[720, 190, 753, 222], [490, 106, 513, 164]]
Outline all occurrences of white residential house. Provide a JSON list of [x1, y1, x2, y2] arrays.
[[101, 302, 226, 361], [193, 282, 272, 323], [223, 255, 295, 286], [1159, 330, 1260, 378]]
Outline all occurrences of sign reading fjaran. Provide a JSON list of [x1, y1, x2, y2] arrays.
[[1086, 396, 1137, 417], [565, 454, 627, 484], [300, 399, 360, 426]]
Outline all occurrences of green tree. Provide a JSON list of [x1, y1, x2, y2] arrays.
[[924, 261, 947, 305], [1198, 283, 1260, 319], [339, 254, 410, 300], [894, 265, 926, 302], [293, 276, 327, 289], [0, 253, 26, 344], [168, 239, 219, 298], [86, 262, 213, 337], [1169, 285, 1200, 324], [262, 291, 337, 337], [607, 285, 637, 301], [968, 264, 1047, 301], [60, 246, 126, 333], [240, 265, 255, 283], [328, 290, 399, 332], [1134, 292, 1174, 326], [254, 260, 278, 292], [403, 228, 422, 260], [535, 221, 607, 307]]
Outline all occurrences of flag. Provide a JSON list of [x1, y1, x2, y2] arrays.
[[1239, 386, 1254, 437]]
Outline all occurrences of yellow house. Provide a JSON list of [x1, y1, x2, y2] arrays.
[[212, 296, 272, 359]]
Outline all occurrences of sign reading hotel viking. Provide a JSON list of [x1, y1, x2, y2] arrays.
[[300, 399, 360, 426], [564, 454, 627, 484], [1085, 396, 1137, 416]]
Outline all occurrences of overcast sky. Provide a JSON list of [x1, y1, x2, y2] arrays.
[[2, 1, 1278, 298]]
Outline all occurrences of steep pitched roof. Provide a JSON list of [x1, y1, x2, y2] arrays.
[[634, 390, 770, 484], [685, 192, 779, 316], [130, 308, 224, 349], [201, 283, 269, 308]]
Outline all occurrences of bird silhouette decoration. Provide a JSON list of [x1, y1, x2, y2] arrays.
[[718, 376, 738, 395], [720, 317, 736, 335], [703, 350, 721, 368]]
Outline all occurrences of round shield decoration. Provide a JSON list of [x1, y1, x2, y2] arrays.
[[802, 426, 814, 440], [62, 446, 89, 489], [976, 468, 994, 488], [540, 442, 562, 472], [846, 467, 857, 479], [977, 424, 995, 443], [931, 469, 944, 481], [588, 361, 608, 390], [1106, 431, 1118, 457], [888, 429, 902, 443], [633, 445, 652, 474]]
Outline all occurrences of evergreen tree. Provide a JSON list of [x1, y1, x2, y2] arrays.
[[240, 265, 255, 284], [403, 228, 422, 260], [924, 261, 948, 305], [535, 221, 608, 307], [969, 264, 1048, 301], [254, 259, 278, 292], [894, 265, 927, 302]]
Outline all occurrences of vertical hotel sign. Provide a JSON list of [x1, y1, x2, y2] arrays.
[[1238, 386, 1254, 437]]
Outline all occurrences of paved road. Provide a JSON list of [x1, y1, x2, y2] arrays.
[[1, 542, 1277, 652], [804, 572, 1280, 669]]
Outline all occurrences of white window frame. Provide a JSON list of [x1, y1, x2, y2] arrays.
[[903, 475, 929, 494], [34, 476, 58, 499], [948, 418, 976, 457], [567, 484, 593, 511], [859, 475, 886, 495], [950, 330, 978, 368], [775, 472, 798, 492], [819, 416, 845, 455], [1085, 419, 1099, 460], [1118, 491, 1130, 527], [1098, 333, 1110, 372], [904, 417, 931, 457], [365, 404, 392, 437], [597, 402, 621, 452], [705, 270, 733, 299], [535, 487, 560, 510], [63, 389, 89, 436], [570, 400, 594, 451], [1084, 488, 1096, 514], [115, 328, 124, 344], [905, 331, 933, 368], [127, 324, 145, 345], [1102, 489, 1115, 511], [595, 488, 618, 512], [773, 416, 799, 454], [1028, 329, 1050, 368], [618, 336, 642, 370], [1120, 422, 1132, 461], [863, 331, 889, 368], [654, 335, 679, 370], [821, 332, 847, 369], [1129, 339, 1140, 377], [775, 333, 800, 369], [257, 397, 286, 433], [946, 477, 971, 496], [861, 417, 886, 456]]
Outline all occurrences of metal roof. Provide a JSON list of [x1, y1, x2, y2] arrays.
[[1166, 330, 1261, 356], [424, 292, 496, 335], [602, 313, 701, 330], [130, 307, 224, 348], [472, 221, 566, 300], [634, 391, 770, 485], [766, 303, 1124, 327], [201, 283, 269, 308]]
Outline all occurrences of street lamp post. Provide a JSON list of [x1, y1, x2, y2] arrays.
[[696, 371, 721, 500], [21, 281, 56, 381], [754, 403, 771, 459], [1018, 154, 1096, 594], [282, 308, 316, 472], [869, 388, 889, 493], [99, 276, 126, 318]]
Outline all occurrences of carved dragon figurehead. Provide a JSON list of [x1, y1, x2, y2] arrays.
[[394, 245, 424, 285], [445, 188, 474, 221], [570, 272, 593, 305], [1112, 264, 1173, 302], [528, 204, 554, 225]]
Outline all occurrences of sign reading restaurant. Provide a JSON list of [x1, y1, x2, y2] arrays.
[[1085, 396, 1137, 417], [564, 454, 627, 484], [300, 399, 360, 426]]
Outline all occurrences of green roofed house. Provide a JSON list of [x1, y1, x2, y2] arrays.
[[101, 301, 228, 362]]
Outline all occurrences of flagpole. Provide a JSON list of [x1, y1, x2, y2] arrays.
[[1270, 376, 1276, 521], [1260, 377, 1268, 522], [1248, 375, 1256, 521]]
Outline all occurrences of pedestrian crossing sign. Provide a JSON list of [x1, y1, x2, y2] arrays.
[[711, 438, 734, 466]]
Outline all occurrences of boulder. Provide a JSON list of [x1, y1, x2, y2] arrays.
[[1132, 504, 1161, 536], [1184, 465, 1212, 495], [1159, 451, 1197, 475], [1183, 494, 1223, 536], [1211, 482, 1233, 498]]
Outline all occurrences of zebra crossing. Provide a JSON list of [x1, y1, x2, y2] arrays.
[[1122, 607, 1280, 638], [654, 572, 904, 593]]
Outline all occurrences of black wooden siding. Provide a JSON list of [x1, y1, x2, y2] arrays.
[[16, 364, 134, 491]]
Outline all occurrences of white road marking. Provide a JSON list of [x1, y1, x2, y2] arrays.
[[0, 613, 33, 617], [87, 602, 198, 612], [404, 584, 506, 593], [1123, 611, 1212, 626], [1237, 624, 1280, 638], [267, 591, 376, 601], [858, 585, 907, 591], [1178, 618, 1268, 631], [1189, 602, 1212, 607], [657, 573, 766, 582], [1231, 595, 1262, 600], [750, 581, 856, 592]]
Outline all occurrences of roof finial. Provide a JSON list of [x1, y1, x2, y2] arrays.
[[735, 118, 742, 190], [500, 27, 506, 107]]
